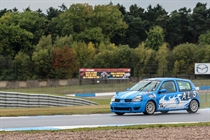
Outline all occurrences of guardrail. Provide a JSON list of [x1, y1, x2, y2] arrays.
[[0, 91, 98, 108]]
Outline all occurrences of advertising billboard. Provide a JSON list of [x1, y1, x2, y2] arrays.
[[79, 68, 131, 79], [194, 63, 210, 74]]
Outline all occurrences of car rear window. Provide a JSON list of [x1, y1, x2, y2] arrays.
[[177, 80, 191, 91]]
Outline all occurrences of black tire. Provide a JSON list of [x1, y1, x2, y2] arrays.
[[115, 112, 125, 115], [144, 101, 156, 115], [160, 111, 168, 114], [187, 100, 199, 113]]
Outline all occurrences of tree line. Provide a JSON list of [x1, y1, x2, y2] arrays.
[[0, 2, 210, 80]]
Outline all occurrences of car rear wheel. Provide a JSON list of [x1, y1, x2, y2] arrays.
[[115, 112, 125, 115], [144, 101, 155, 115], [187, 100, 199, 113]]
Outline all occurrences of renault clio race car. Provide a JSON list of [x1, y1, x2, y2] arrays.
[[110, 78, 200, 115]]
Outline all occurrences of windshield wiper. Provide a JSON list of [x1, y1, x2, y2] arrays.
[[138, 81, 152, 91]]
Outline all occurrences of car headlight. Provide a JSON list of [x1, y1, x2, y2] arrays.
[[132, 95, 142, 102], [111, 95, 115, 102]]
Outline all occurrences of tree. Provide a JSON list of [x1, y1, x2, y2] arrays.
[[145, 26, 165, 51], [173, 60, 181, 75], [194, 45, 210, 63], [178, 7, 192, 44], [0, 8, 9, 17], [155, 43, 169, 76], [198, 31, 210, 45], [111, 45, 133, 68], [201, 46, 210, 62], [46, 7, 61, 20], [144, 4, 168, 28], [82, 42, 96, 68], [172, 43, 197, 74], [117, 4, 126, 15], [58, 3, 93, 36], [0, 13, 33, 57], [56, 3, 128, 44], [90, 43, 118, 68], [13, 52, 32, 80], [54, 35, 74, 48], [98, 42, 117, 52], [0, 55, 15, 80], [32, 35, 54, 79], [112, 4, 146, 47], [132, 43, 156, 77], [87, 42, 96, 60], [92, 50, 115, 68], [71, 42, 89, 68], [165, 11, 182, 48], [90, 4, 128, 42], [123, 14, 146, 48], [52, 46, 77, 78], [58, 3, 68, 12], [0, 10, 48, 57], [17, 11, 48, 46], [76, 27, 105, 44], [190, 2, 209, 43], [165, 7, 192, 48]]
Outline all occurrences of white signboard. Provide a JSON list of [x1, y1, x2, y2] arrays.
[[195, 63, 210, 74]]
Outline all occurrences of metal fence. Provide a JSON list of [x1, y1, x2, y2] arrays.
[[1, 78, 210, 95], [0, 92, 98, 108]]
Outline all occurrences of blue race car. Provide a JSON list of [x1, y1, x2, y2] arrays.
[[110, 78, 200, 115]]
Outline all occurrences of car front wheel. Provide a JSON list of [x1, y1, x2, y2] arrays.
[[144, 101, 156, 115], [187, 100, 199, 113]]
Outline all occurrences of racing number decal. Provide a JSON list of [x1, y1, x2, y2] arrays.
[[182, 91, 197, 100]]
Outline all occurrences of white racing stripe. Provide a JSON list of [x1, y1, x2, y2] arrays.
[[121, 91, 138, 98]]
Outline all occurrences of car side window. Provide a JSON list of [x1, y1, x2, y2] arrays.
[[177, 81, 191, 91], [160, 81, 176, 93]]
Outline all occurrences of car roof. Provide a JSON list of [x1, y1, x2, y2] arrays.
[[143, 77, 191, 82]]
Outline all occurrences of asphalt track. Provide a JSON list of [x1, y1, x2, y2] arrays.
[[0, 108, 210, 131]]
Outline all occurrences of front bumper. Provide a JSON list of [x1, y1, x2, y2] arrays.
[[110, 101, 144, 113]]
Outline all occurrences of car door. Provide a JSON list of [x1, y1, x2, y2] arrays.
[[156, 80, 179, 111], [175, 80, 197, 109]]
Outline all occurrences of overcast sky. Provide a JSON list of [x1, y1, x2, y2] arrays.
[[1, 0, 210, 13]]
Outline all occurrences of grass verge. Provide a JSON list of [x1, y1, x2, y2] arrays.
[[64, 121, 210, 132], [0, 93, 209, 117]]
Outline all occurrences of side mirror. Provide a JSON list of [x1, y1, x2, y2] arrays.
[[159, 89, 166, 93], [126, 88, 130, 91]]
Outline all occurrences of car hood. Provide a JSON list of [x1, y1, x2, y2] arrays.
[[115, 91, 154, 99]]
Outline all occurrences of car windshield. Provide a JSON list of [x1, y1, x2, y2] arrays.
[[130, 80, 160, 91]]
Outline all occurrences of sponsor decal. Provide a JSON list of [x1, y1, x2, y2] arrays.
[[182, 91, 197, 100], [158, 94, 191, 109], [79, 68, 131, 79]]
